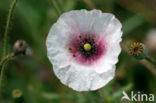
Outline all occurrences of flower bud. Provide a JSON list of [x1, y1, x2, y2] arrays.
[[12, 89, 24, 103], [129, 42, 147, 60], [13, 40, 32, 56]]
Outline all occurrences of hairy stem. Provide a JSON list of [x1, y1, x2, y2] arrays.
[[95, 89, 104, 103], [145, 56, 156, 65], [0, 53, 15, 97], [3, 0, 18, 57], [50, 0, 62, 16], [82, 0, 96, 9]]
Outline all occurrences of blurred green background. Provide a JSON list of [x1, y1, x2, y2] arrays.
[[0, 0, 156, 103]]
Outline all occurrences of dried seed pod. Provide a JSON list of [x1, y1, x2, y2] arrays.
[[129, 42, 147, 60]]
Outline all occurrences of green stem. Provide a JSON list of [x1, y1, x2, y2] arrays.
[[95, 89, 104, 103], [0, 53, 14, 97], [3, 0, 18, 57], [55, 0, 63, 13], [50, 0, 62, 16], [145, 56, 156, 65]]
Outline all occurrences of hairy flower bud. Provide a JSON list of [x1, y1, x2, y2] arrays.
[[13, 40, 32, 56], [12, 89, 25, 103]]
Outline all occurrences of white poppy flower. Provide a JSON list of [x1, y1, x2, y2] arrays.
[[46, 9, 122, 91]]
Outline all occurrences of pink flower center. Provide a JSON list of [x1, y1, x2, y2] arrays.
[[69, 33, 106, 65]]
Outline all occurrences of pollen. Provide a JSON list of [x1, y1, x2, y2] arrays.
[[84, 43, 92, 51], [129, 42, 143, 56]]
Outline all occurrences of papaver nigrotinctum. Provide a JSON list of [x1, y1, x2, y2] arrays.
[[46, 9, 122, 91]]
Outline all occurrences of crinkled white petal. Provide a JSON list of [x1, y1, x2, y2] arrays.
[[52, 63, 115, 91], [46, 9, 122, 91]]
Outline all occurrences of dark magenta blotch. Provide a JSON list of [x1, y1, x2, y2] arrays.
[[69, 33, 106, 65]]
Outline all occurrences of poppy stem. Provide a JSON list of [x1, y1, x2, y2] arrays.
[[0, 53, 15, 97], [82, 0, 96, 9], [145, 56, 156, 66], [95, 89, 105, 103], [3, 0, 18, 57], [50, 0, 62, 16]]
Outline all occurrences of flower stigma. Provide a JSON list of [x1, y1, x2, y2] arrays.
[[84, 43, 91, 51]]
